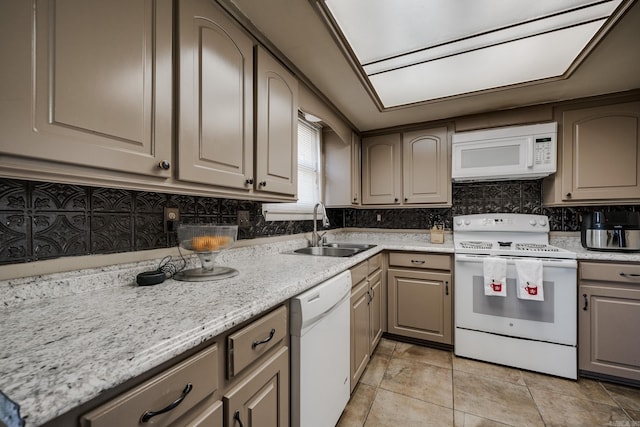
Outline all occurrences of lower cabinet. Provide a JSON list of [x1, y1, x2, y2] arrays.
[[80, 305, 289, 427], [579, 262, 640, 382], [80, 345, 222, 427], [224, 347, 289, 427], [387, 252, 452, 345], [350, 254, 383, 392]]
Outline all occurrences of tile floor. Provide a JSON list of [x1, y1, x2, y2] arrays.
[[337, 338, 640, 427]]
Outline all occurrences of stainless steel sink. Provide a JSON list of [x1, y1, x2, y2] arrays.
[[321, 243, 377, 250], [292, 243, 376, 257]]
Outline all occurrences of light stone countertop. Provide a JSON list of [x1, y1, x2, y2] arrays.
[[1, 230, 638, 426], [0, 232, 452, 426]]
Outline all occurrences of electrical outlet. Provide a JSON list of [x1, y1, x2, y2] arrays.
[[376, 214, 382, 222], [164, 207, 180, 232], [237, 210, 250, 228]]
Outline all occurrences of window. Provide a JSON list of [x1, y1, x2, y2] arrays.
[[262, 117, 323, 221]]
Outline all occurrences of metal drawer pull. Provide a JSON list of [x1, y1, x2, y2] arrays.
[[619, 272, 640, 279], [582, 294, 588, 311], [234, 410, 245, 427], [411, 260, 425, 265], [445, 281, 449, 296], [252, 328, 276, 349], [140, 383, 193, 423]]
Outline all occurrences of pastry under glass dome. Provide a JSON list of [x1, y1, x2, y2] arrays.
[[174, 224, 239, 281]]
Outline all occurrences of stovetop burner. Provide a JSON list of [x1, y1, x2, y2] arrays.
[[458, 241, 492, 250]]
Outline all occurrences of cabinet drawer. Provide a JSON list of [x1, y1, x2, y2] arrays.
[[368, 253, 382, 274], [580, 262, 640, 284], [81, 345, 219, 427], [228, 305, 287, 377], [351, 261, 368, 286], [389, 252, 451, 271]]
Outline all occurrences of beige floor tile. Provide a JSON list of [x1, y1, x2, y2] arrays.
[[626, 408, 640, 421], [602, 382, 640, 412], [380, 356, 453, 408], [393, 342, 453, 369], [337, 383, 377, 427], [359, 355, 389, 388], [372, 338, 396, 359], [365, 388, 453, 427], [522, 371, 617, 406], [453, 370, 544, 427], [452, 355, 525, 386], [454, 410, 513, 427], [529, 386, 631, 426]]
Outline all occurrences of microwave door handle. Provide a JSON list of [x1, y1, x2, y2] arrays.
[[526, 137, 534, 168]]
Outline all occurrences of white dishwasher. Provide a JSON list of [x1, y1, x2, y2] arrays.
[[290, 270, 351, 427]]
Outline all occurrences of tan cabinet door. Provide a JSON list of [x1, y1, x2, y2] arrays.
[[561, 101, 640, 201], [325, 131, 361, 207], [177, 0, 254, 190], [369, 269, 384, 352], [362, 134, 402, 205], [350, 279, 370, 392], [402, 127, 449, 204], [387, 268, 452, 344], [224, 347, 289, 427], [0, 0, 172, 177], [255, 46, 298, 197]]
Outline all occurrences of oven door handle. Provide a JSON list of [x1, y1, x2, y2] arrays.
[[454, 254, 577, 269]]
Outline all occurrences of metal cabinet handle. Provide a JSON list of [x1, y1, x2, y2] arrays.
[[411, 259, 425, 265], [619, 272, 640, 280], [394, 198, 399, 203], [158, 160, 170, 170], [566, 192, 572, 198], [259, 181, 267, 187], [445, 281, 449, 296], [582, 293, 588, 311], [366, 289, 372, 304], [245, 178, 254, 185], [140, 383, 192, 423], [404, 198, 408, 202], [252, 328, 276, 349], [234, 410, 245, 427]]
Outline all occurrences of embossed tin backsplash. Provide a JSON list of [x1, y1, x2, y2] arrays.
[[2, 178, 639, 265]]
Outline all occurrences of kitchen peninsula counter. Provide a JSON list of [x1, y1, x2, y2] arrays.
[[0, 232, 453, 426]]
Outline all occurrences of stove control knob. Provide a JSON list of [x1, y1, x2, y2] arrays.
[[455, 219, 463, 226], [464, 219, 471, 226], [538, 219, 547, 226], [529, 219, 537, 226]]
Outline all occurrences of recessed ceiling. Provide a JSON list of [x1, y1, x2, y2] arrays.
[[227, 0, 640, 131], [321, 0, 623, 108]]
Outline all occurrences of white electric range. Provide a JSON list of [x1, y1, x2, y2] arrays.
[[453, 213, 578, 379]]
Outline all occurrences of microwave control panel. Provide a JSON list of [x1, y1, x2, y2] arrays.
[[534, 136, 553, 165]]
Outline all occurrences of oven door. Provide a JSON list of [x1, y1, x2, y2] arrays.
[[455, 254, 577, 345]]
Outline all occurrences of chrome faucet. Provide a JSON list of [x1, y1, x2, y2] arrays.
[[312, 202, 330, 247]]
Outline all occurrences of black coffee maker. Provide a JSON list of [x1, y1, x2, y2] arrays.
[[581, 211, 640, 251]]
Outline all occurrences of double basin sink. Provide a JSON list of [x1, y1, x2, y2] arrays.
[[293, 243, 376, 257]]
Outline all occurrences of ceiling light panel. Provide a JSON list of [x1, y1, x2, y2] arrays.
[[322, 0, 623, 107], [369, 21, 604, 107]]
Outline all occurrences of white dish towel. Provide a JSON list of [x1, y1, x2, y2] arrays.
[[515, 259, 544, 301], [483, 257, 507, 297]]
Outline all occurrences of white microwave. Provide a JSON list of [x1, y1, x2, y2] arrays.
[[451, 122, 557, 182]]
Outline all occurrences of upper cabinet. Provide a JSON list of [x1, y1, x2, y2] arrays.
[[0, 0, 173, 178], [0, 0, 299, 201], [255, 46, 298, 197], [178, 4, 298, 198], [177, 0, 254, 191], [543, 100, 640, 205], [362, 127, 450, 206], [325, 131, 361, 207], [403, 127, 449, 204], [362, 134, 402, 205]]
